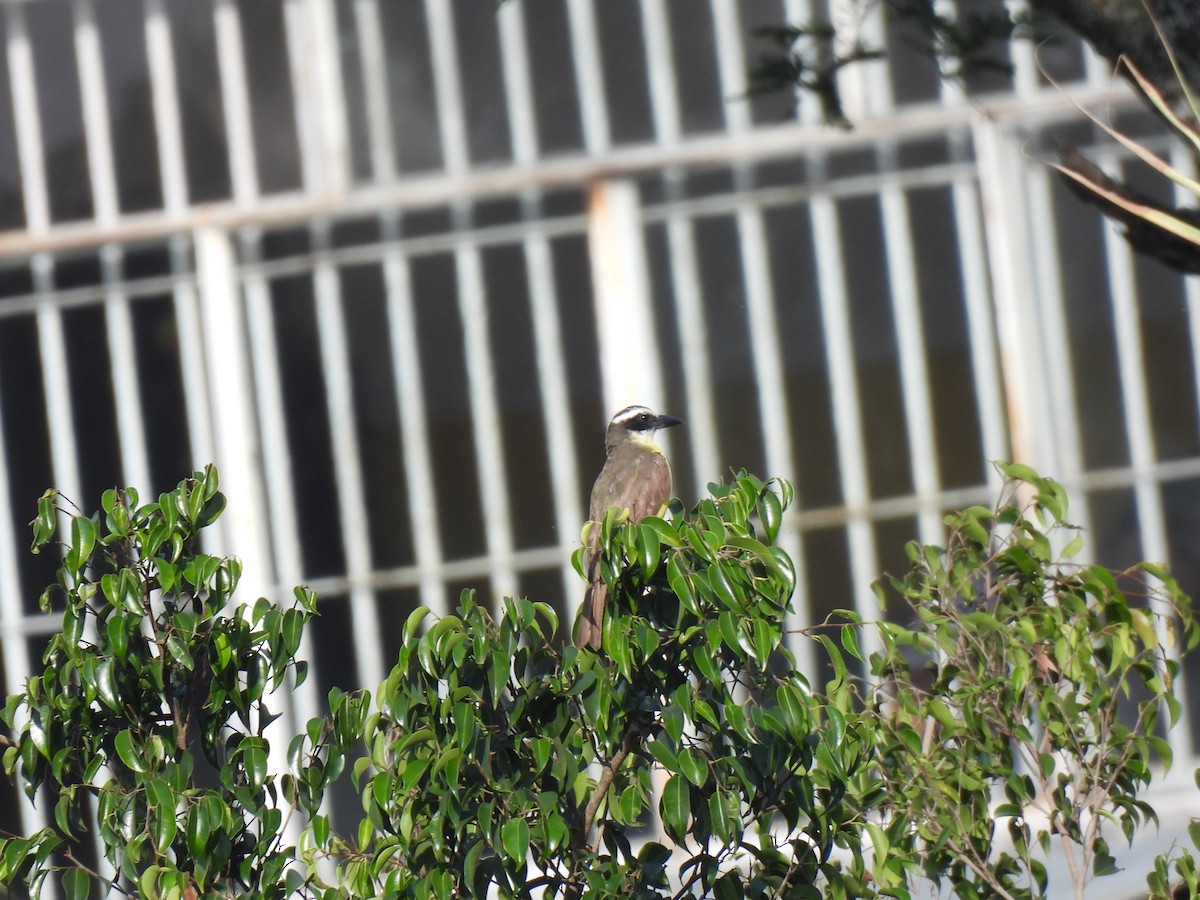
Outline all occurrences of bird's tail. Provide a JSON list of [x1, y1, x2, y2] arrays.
[[577, 555, 606, 650]]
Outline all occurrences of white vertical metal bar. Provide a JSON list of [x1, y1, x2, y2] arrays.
[[587, 181, 664, 414], [639, 0, 717, 487], [0, 342, 40, 892], [238, 231, 301, 594], [878, 170, 942, 544], [709, 0, 750, 134], [526, 232, 586, 601], [169, 234, 221, 610], [30, 255, 82, 897], [733, 204, 813, 671], [101, 246, 152, 492], [497, 0, 584, 602], [144, 0, 189, 213], [1172, 147, 1200, 448], [354, 0, 396, 182], [1024, 166, 1086, 492], [1079, 39, 1110, 90], [457, 245, 518, 600], [565, 0, 610, 153], [34, 259, 83, 512], [0, 389, 30, 700], [425, 0, 516, 600], [662, 214, 718, 488], [236, 228, 321, 746], [310, 224, 386, 688], [782, 0, 822, 127], [283, 0, 349, 195], [952, 172, 1010, 479], [282, 0, 323, 192], [194, 228, 271, 590], [496, 0, 537, 165], [358, 0, 436, 609], [167, 236, 216, 487], [72, 0, 119, 225], [379, 216, 445, 612], [847, 0, 942, 543], [639, 0, 679, 144], [975, 112, 1093, 542], [809, 178, 883, 660], [931, 0, 1008, 484], [6, 2, 50, 233], [424, 0, 469, 174], [1099, 181, 1190, 760], [194, 226, 305, 856], [973, 114, 1060, 471], [212, 0, 259, 204], [709, 0, 809, 663], [829, 0, 888, 120], [1004, 0, 1038, 97]]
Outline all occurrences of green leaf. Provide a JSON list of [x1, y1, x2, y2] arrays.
[[402, 607, 430, 645], [660, 775, 691, 843], [106, 615, 129, 661], [500, 817, 530, 862], [756, 488, 782, 544], [186, 800, 210, 858], [31, 489, 59, 550], [490, 649, 508, 706], [62, 865, 89, 900], [67, 515, 96, 576], [718, 612, 743, 658], [165, 634, 194, 672], [667, 554, 698, 615], [637, 524, 661, 578], [708, 564, 739, 611], [648, 739, 680, 772], [824, 706, 846, 748], [692, 643, 721, 685], [242, 740, 269, 789], [115, 729, 145, 774], [138, 866, 161, 900], [714, 870, 742, 900], [463, 839, 484, 890], [678, 748, 707, 787], [641, 516, 681, 547], [149, 780, 178, 851]]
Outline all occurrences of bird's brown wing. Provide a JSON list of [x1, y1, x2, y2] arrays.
[[578, 451, 672, 649], [587, 449, 672, 526], [624, 451, 672, 525]]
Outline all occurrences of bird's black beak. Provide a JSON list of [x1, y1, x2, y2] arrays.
[[655, 414, 683, 430]]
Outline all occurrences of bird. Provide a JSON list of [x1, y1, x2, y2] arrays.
[[577, 405, 682, 650]]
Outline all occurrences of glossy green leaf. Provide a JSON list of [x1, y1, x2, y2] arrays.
[[756, 488, 782, 544], [660, 775, 691, 843], [637, 524, 661, 578], [500, 817, 530, 862], [66, 516, 96, 577], [114, 729, 145, 774], [61, 865, 89, 900], [678, 747, 707, 787]]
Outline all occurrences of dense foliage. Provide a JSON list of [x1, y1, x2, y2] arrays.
[[0, 464, 1196, 898]]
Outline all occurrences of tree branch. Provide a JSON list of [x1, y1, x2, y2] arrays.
[[582, 724, 643, 853]]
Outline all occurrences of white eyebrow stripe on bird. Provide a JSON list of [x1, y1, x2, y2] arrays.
[[612, 405, 652, 424]]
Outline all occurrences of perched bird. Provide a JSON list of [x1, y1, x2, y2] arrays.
[[577, 405, 682, 650]]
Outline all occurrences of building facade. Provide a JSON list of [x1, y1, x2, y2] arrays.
[[0, 0, 1197, 895]]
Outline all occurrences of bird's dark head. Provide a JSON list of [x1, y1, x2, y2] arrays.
[[606, 405, 682, 450]]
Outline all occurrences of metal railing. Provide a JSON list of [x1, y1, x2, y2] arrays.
[[0, 1, 1197, 896]]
